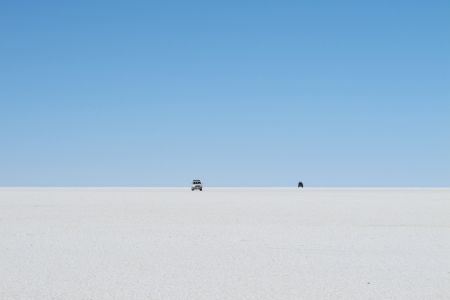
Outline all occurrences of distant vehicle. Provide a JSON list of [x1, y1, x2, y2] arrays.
[[298, 181, 304, 188], [191, 180, 203, 191]]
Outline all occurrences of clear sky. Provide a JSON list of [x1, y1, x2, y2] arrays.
[[1, 0, 449, 187]]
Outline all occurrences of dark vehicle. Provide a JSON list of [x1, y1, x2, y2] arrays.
[[298, 181, 304, 188]]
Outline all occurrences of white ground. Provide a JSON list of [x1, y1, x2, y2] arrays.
[[1, 188, 449, 299]]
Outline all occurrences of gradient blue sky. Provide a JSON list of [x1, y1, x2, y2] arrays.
[[1, 0, 449, 186]]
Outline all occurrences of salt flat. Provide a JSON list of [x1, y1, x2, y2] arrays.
[[0, 188, 449, 299]]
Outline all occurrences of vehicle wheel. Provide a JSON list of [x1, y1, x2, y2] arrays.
[[191, 188, 194, 191], [200, 189, 202, 191]]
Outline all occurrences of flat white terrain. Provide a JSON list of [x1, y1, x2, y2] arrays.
[[1, 188, 449, 299]]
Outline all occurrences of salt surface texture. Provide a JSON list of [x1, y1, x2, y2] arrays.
[[1, 188, 449, 299]]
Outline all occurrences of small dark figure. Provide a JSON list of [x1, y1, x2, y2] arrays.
[[298, 181, 303, 188]]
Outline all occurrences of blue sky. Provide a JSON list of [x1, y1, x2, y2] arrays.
[[1, 0, 449, 186]]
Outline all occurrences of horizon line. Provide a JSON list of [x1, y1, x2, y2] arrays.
[[0, 186, 449, 189]]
